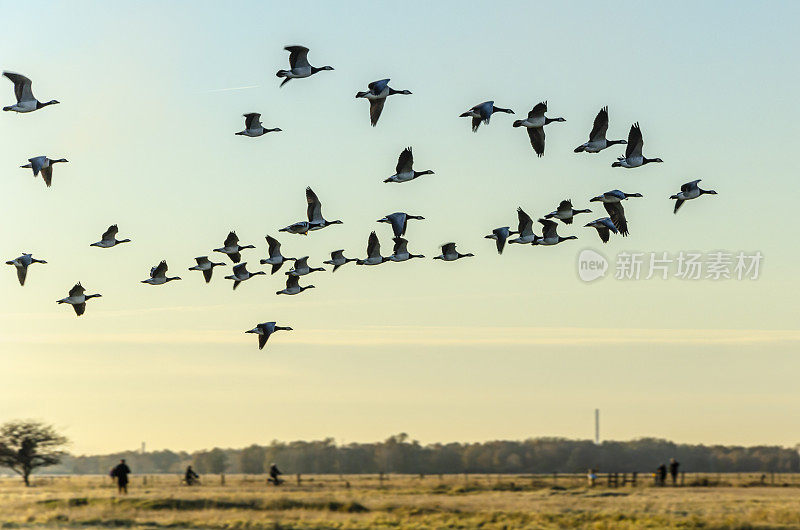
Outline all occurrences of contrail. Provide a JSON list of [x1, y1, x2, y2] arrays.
[[204, 85, 260, 93]]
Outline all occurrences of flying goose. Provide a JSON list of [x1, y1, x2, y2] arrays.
[[3, 72, 59, 113], [323, 250, 358, 272], [574, 106, 627, 153], [20, 156, 68, 187], [670, 179, 717, 213], [377, 212, 425, 238], [384, 147, 434, 183], [508, 208, 536, 245], [259, 235, 296, 274], [224, 262, 265, 290], [276, 274, 315, 295], [388, 237, 424, 262], [306, 187, 343, 230], [485, 227, 512, 254], [90, 225, 131, 248], [512, 101, 565, 157], [544, 200, 592, 225], [285, 256, 325, 276], [246, 322, 294, 350], [460, 101, 514, 132], [356, 79, 412, 126], [279, 221, 311, 235], [235, 113, 281, 137], [584, 217, 619, 243], [141, 260, 182, 285], [589, 190, 643, 237], [612, 123, 663, 168], [5, 253, 47, 286], [356, 231, 388, 265], [533, 219, 578, 246], [188, 256, 226, 283], [213, 231, 255, 263], [56, 283, 101, 316], [434, 242, 474, 261], [276, 45, 333, 87]]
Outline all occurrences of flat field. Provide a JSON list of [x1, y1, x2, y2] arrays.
[[2, 473, 800, 529]]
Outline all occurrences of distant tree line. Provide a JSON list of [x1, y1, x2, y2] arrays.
[[45, 434, 800, 475]]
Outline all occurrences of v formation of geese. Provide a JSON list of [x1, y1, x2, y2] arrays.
[[4, 46, 718, 349]]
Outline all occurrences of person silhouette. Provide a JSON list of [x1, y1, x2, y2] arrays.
[[669, 458, 680, 485], [268, 463, 283, 485], [110, 459, 131, 494], [657, 463, 667, 486], [185, 465, 200, 486]]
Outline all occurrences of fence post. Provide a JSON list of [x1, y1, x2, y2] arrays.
[[296, 473, 301, 486], [220, 473, 225, 486]]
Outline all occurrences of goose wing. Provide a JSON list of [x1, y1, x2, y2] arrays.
[[28, 156, 46, 176], [224, 231, 239, 248], [306, 187, 323, 223], [331, 249, 344, 260], [369, 98, 386, 126], [604, 202, 628, 237], [388, 212, 406, 237], [101, 225, 119, 241], [258, 333, 269, 350], [441, 242, 456, 256], [41, 165, 53, 187], [557, 200, 572, 213], [69, 283, 85, 297], [517, 207, 533, 234], [152, 260, 168, 278], [528, 101, 547, 120], [539, 218, 558, 239], [368, 79, 390, 93], [286, 274, 299, 289], [232, 263, 248, 276], [681, 179, 701, 193], [527, 127, 545, 157], [243, 113, 261, 130], [366, 231, 381, 258], [294, 256, 309, 269], [673, 199, 685, 214], [625, 123, 643, 159], [3, 72, 34, 102], [16, 264, 27, 286], [589, 106, 609, 142], [73, 303, 86, 317], [195, 256, 211, 266], [396, 147, 413, 174], [266, 235, 281, 257], [285, 45, 310, 69], [202, 268, 213, 283], [392, 237, 408, 254]]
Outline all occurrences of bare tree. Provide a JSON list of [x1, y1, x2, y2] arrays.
[[0, 420, 69, 486]]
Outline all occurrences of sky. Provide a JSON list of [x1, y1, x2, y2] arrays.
[[1, 1, 799, 455]]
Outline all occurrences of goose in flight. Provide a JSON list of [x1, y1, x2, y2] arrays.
[[612, 123, 663, 168], [20, 156, 68, 188], [276, 274, 315, 295], [246, 322, 294, 350], [57, 283, 101, 316], [384, 147, 434, 183], [584, 217, 619, 243], [141, 260, 182, 285], [670, 180, 717, 214], [306, 187, 343, 230], [3, 72, 59, 113], [356, 79, 412, 126], [276, 45, 333, 87], [377, 212, 425, 238], [213, 231, 255, 263], [279, 221, 310, 235], [460, 101, 514, 132], [512, 101, 565, 157], [590, 190, 643, 237], [574, 106, 627, 153], [5, 253, 47, 286], [533, 219, 578, 246], [508, 208, 536, 245], [356, 231, 388, 265], [235, 113, 281, 137], [323, 250, 357, 272], [225, 262, 265, 290], [259, 235, 296, 274], [90, 225, 131, 248], [188, 256, 226, 283], [485, 227, 513, 254], [286, 256, 325, 276], [544, 200, 592, 225], [388, 237, 424, 262], [434, 242, 474, 261]]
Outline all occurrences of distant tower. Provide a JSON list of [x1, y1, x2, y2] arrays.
[[141, 442, 146, 454], [594, 409, 600, 444]]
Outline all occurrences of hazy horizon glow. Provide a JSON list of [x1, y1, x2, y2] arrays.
[[2, 1, 799, 454]]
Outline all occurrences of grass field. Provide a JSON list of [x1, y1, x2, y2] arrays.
[[2, 473, 800, 529]]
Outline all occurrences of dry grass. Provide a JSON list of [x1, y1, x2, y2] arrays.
[[2, 473, 800, 529]]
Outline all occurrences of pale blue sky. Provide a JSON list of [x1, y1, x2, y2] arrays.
[[1, 1, 799, 453]]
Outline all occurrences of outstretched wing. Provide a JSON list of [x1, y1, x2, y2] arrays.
[[69, 283, 85, 297], [604, 202, 628, 237], [528, 101, 547, 120], [681, 179, 701, 193], [527, 127, 545, 157], [243, 113, 261, 130], [626, 123, 643, 159], [41, 165, 53, 187], [517, 207, 532, 233], [285, 46, 310, 69], [368, 79, 390, 93], [224, 231, 239, 247], [392, 237, 408, 255], [557, 200, 572, 213], [101, 225, 119, 241], [152, 260, 168, 278], [441, 242, 456, 256], [16, 265, 27, 286], [73, 303, 86, 317], [258, 333, 269, 350], [3, 72, 34, 102], [202, 269, 213, 283], [539, 218, 558, 239], [589, 106, 609, 142], [396, 147, 413, 174], [306, 187, 323, 222], [367, 231, 380, 258], [286, 274, 299, 289], [673, 199, 685, 214], [266, 235, 281, 257], [369, 98, 386, 126]]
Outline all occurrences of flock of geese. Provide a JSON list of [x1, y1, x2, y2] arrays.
[[3, 45, 719, 349]]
